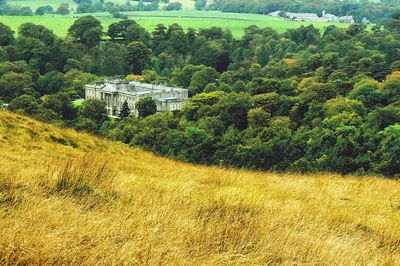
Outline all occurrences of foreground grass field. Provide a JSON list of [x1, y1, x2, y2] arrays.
[[0, 11, 348, 38], [1, 110, 400, 264]]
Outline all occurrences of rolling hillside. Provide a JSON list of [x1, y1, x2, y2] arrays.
[[0, 110, 400, 264], [8, 0, 196, 10], [0, 11, 348, 38]]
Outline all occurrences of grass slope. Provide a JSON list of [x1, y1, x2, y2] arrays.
[[0, 11, 348, 38], [1, 110, 400, 264]]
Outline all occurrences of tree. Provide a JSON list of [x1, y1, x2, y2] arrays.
[[76, 2, 94, 13], [348, 79, 384, 108], [36, 71, 65, 95], [136, 97, 157, 118], [99, 42, 127, 76], [381, 78, 400, 103], [79, 99, 107, 124], [247, 78, 281, 95], [19, 23, 55, 46], [180, 127, 215, 163], [68, 16, 103, 48], [191, 39, 223, 68], [171, 64, 204, 88], [8, 94, 39, 114], [163, 2, 182, 11], [15, 37, 49, 70], [374, 125, 400, 177], [56, 3, 70, 15], [195, 0, 206, 10], [151, 24, 167, 54], [0, 72, 33, 101], [107, 19, 137, 40], [168, 29, 188, 55], [188, 66, 219, 96], [126, 41, 151, 74], [385, 13, 400, 34], [214, 92, 252, 130], [0, 22, 14, 46], [41, 92, 77, 120], [63, 69, 100, 97], [35, 5, 53, 15], [125, 24, 151, 45], [248, 107, 271, 128], [119, 100, 131, 119]]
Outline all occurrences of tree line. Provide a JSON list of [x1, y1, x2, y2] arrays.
[[207, 0, 400, 23], [2, 14, 400, 177], [0, 0, 182, 17]]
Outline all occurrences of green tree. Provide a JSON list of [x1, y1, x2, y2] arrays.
[[191, 39, 223, 68], [168, 29, 188, 55], [79, 99, 107, 124], [8, 94, 39, 114], [136, 96, 157, 118], [151, 24, 167, 54], [214, 92, 252, 130], [36, 71, 65, 95], [0, 22, 14, 46], [248, 107, 271, 128], [68, 16, 103, 48], [381, 78, 400, 103], [41, 92, 77, 120], [35, 5, 53, 15], [0, 72, 33, 101], [126, 41, 151, 74], [119, 100, 131, 119], [56, 3, 70, 15], [374, 125, 400, 177], [188, 66, 219, 96], [19, 23, 55, 46], [348, 79, 384, 108], [125, 24, 151, 45], [107, 19, 136, 40], [195, 0, 206, 10], [171, 64, 204, 88]]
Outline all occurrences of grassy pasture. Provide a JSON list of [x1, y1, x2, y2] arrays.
[[0, 11, 349, 38], [0, 110, 400, 264], [8, 0, 195, 11]]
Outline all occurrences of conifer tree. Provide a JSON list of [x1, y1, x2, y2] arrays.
[[119, 100, 130, 119]]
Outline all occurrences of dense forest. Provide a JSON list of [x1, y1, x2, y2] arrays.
[[1, 14, 400, 176], [206, 0, 400, 23]]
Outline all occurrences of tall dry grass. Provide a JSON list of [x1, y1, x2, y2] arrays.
[[0, 110, 400, 265]]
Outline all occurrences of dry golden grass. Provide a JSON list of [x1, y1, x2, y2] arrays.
[[1, 110, 400, 265]]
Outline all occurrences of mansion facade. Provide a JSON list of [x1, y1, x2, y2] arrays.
[[85, 80, 188, 117]]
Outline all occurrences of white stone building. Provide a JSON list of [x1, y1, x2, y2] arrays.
[[285, 12, 319, 22], [85, 80, 188, 117], [338, 16, 355, 23], [319, 12, 339, 22], [268, 10, 354, 24]]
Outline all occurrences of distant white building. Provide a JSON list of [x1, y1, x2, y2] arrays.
[[285, 12, 319, 22], [319, 11, 339, 22], [268, 10, 281, 17], [267, 10, 354, 24], [85, 80, 188, 117], [339, 16, 355, 23]]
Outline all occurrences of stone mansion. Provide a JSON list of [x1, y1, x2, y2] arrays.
[[85, 80, 188, 117]]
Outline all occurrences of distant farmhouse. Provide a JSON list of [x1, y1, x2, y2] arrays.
[[85, 80, 188, 117], [269, 10, 355, 24]]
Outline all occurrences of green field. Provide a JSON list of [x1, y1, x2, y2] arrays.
[[8, 0, 195, 11], [0, 11, 349, 38]]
